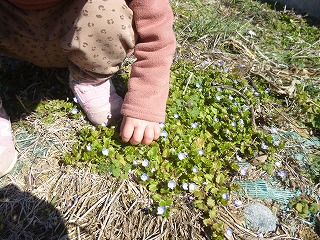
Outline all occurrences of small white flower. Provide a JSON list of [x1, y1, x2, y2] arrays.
[[226, 229, 233, 236], [248, 30, 257, 37], [188, 182, 196, 191], [159, 122, 165, 129], [222, 193, 229, 200], [216, 95, 222, 101], [257, 233, 264, 238], [202, 181, 208, 186], [101, 148, 109, 156], [142, 159, 150, 167], [192, 166, 199, 173], [226, 130, 230, 135], [228, 95, 234, 100], [261, 143, 268, 150], [178, 152, 187, 160], [173, 113, 179, 118], [234, 79, 238, 84], [73, 97, 78, 103], [198, 149, 204, 156], [239, 167, 247, 175], [234, 199, 243, 207], [150, 168, 156, 173], [141, 173, 149, 181], [195, 83, 200, 88], [168, 180, 176, 190], [132, 160, 138, 166], [191, 122, 198, 128], [254, 91, 260, 96], [157, 206, 166, 215], [182, 182, 189, 190], [274, 161, 281, 167], [71, 108, 78, 114], [86, 144, 92, 151], [236, 155, 242, 162], [217, 87, 222, 92], [239, 119, 244, 125]]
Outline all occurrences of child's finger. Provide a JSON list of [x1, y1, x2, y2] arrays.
[[130, 126, 145, 145]]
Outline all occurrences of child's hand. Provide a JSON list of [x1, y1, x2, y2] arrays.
[[120, 116, 161, 145]]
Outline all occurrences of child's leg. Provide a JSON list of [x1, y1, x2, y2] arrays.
[[0, 0, 136, 125]]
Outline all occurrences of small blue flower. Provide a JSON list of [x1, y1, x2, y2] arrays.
[[195, 83, 200, 88], [273, 140, 280, 146], [234, 199, 243, 207], [270, 126, 278, 134], [86, 144, 92, 151], [261, 142, 268, 150], [157, 206, 166, 215], [226, 130, 230, 135], [168, 180, 176, 190], [142, 159, 150, 167], [217, 87, 222, 92], [239, 119, 244, 125], [214, 117, 219, 122], [203, 60, 209, 65], [141, 173, 149, 181], [231, 122, 237, 127], [182, 182, 189, 190], [159, 122, 165, 129], [132, 160, 138, 166], [254, 91, 260, 96], [101, 148, 109, 156], [73, 97, 78, 103], [277, 170, 288, 178], [216, 95, 222, 101], [189, 182, 197, 191], [71, 108, 78, 114], [192, 166, 199, 173], [101, 122, 107, 127], [218, 60, 224, 66], [228, 95, 234, 100], [239, 167, 247, 175], [223, 67, 228, 73], [236, 155, 242, 162], [234, 101, 239, 106], [160, 130, 168, 137], [257, 233, 264, 238], [226, 229, 233, 236], [173, 113, 179, 118], [222, 193, 229, 200], [234, 79, 238, 84], [211, 81, 217, 86], [265, 89, 270, 94], [243, 104, 250, 110], [198, 149, 204, 156], [191, 122, 198, 128]]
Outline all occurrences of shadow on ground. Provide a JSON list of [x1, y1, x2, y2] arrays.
[[0, 57, 70, 122], [0, 184, 68, 240]]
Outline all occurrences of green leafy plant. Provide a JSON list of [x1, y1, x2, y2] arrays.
[[289, 196, 319, 218], [64, 60, 280, 238]]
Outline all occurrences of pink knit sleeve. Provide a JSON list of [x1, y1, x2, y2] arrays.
[[121, 0, 176, 123]]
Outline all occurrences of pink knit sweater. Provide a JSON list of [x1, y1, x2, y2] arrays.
[[8, 0, 176, 123]]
